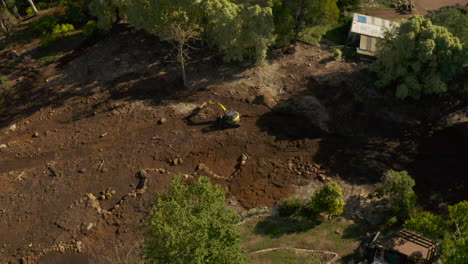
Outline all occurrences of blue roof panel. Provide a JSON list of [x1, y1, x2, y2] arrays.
[[358, 16, 367, 23]]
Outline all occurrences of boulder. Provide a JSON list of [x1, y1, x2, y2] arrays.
[[253, 92, 276, 108]]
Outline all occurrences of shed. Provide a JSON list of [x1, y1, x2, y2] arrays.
[[348, 13, 400, 56]]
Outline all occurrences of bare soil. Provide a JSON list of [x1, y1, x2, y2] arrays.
[[0, 17, 466, 264]]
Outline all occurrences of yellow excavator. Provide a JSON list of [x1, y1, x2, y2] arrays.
[[185, 101, 240, 127], [200, 101, 240, 126]]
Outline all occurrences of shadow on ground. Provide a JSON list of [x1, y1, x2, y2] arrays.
[[254, 215, 322, 238], [0, 23, 249, 129]]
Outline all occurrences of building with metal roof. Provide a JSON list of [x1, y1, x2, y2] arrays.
[[348, 13, 400, 56]]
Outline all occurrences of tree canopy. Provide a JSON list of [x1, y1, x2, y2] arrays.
[[89, 0, 275, 65], [381, 170, 416, 218], [308, 182, 345, 219], [144, 175, 248, 264], [404, 201, 468, 264], [427, 6, 468, 45], [372, 15, 466, 99]]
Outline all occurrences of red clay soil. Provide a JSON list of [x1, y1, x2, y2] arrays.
[[0, 21, 466, 263]]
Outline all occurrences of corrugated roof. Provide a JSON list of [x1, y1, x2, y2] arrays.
[[350, 13, 399, 38]]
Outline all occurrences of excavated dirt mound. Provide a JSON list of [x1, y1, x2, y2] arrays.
[[0, 24, 466, 263]]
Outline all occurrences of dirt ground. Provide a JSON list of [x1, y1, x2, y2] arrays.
[[0, 12, 466, 264], [362, 0, 466, 19]]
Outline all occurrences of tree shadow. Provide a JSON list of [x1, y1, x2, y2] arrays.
[[254, 215, 322, 238], [0, 23, 249, 129]]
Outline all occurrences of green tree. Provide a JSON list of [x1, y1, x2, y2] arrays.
[[144, 175, 248, 264], [308, 182, 345, 219], [404, 211, 447, 239], [442, 201, 468, 264], [337, 0, 361, 13], [273, 0, 339, 46], [381, 170, 416, 218], [372, 15, 466, 99], [90, 0, 275, 81], [427, 6, 468, 45]]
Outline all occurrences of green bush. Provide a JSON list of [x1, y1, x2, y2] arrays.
[[33, 16, 59, 36], [404, 211, 447, 239], [37, 2, 48, 10], [300, 25, 330, 46], [26, 7, 35, 16], [277, 199, 303, 217], [83, 20, 99, 37], [62, 0, 91, 26], [307, 182, 345, 219], [0, 75, 8, 85], [40, 23, 75, 47], [333, 48, 342, 60]]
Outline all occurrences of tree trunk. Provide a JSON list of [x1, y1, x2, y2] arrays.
[[26, 0, 39, 15], [293, 0, 306, 50], [177, 42, 187, 88], [13, 5, 20, 18], [0, 19, 9, 39]]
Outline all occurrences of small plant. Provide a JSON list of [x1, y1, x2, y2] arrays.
[[26, 7, 35, 16], [0, 75, 8, 86], [52, 24, 74, 38], [83, 20, 99, 37], [277, 198, 303, 217], [37, 2, 48, 10], [40, 23, 75, 48], [333, 48, 342, 60], [34, 16, 59, 36]]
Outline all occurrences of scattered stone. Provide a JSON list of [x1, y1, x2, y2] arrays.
[[76, 241, 83, 253], [33, 132, 39, 138], [100, 132, 108, 138], [8, 123, 17, 131], [0, 144, 7, 149], [253, 92, 276, 108], [158, 118, 167, 125], [78, 168, 86, 174]]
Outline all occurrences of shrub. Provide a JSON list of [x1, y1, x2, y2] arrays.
[[26, 7, 35, 16], [40, 23, 74, 47], [333, 48, 342, 60], [83, 20, 99, 37], [404, 211, 447, 239], [277, 198, 303, 217], [307, 182, 345, 219], [33, 16, 59, 36], [0, 75, 8, 85], [36, 2, 48, 10], [381, 170, 417, 219]]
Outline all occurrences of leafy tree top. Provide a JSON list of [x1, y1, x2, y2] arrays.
[[144, 175, 248, 264], [372, 15, 466, 99], [309, 182, 345, 218]]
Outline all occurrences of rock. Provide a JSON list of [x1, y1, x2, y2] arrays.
[[33, 132, 39, 138], [76, 241, 83, 253], [78, 168, 86, 174], [291, 95, 330, 133], [158, 118, 167, 125], [8, 123, 17, 131], [443, 107, 468, 126], [0, 144, 7, 149], [253, 92, 276, 108], [100, 132, 108, 138]]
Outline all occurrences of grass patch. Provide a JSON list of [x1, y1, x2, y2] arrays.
[[251, 248, 322, 264], [241, 217, 367, 257]]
